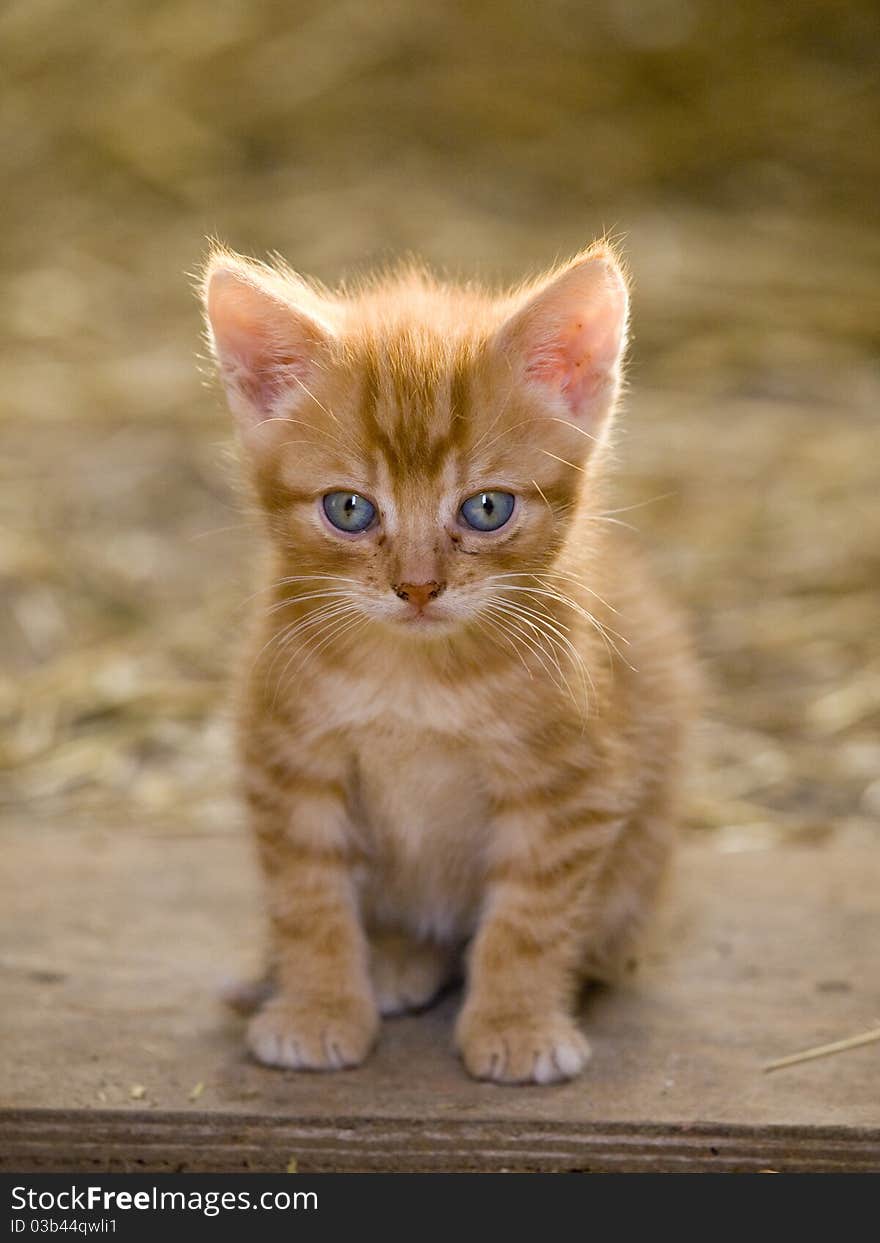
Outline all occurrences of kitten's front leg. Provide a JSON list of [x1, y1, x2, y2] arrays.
[[244, 754, 379, 1071], [455, 804, 622, 1085]]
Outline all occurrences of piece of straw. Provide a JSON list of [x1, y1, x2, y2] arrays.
[[763, 1026, 880, 1073]]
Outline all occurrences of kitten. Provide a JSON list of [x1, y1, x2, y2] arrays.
[[201, 240, 695, 1085]]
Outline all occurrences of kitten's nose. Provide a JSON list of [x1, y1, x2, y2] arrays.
[[394, 581, 445, 609]]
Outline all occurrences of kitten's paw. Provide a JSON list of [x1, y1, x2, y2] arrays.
[[455, 1007, 591, 1085], [370, 933, 457, 1016], [247, 994, 378, 1071]]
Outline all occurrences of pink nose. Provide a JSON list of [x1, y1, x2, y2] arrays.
[[394, 581, 444, 609]]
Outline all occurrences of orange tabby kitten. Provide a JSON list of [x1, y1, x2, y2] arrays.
[[201, 240, 695, 1084]]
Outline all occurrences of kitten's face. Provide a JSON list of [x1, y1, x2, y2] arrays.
[[202, 248, 628, 638], [245, 359, 564, 634]]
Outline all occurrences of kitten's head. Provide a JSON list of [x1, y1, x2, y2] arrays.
[[201, 243, 629, 636]]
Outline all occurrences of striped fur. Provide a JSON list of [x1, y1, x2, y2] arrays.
[[201, 242, 697, 1084]]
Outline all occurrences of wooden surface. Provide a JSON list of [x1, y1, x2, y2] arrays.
[[1, 825, 879, 1172]]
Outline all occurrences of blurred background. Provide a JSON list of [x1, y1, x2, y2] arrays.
[[1, 0, 878, 850]]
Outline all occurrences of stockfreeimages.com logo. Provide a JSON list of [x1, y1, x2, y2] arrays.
[[11, 1185, 318, 1218]]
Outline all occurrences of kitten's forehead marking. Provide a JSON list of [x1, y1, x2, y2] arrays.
[[356, 335, 472, 484], [371, 438, 461, 538]]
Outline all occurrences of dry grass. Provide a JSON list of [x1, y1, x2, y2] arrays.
[[1, 1, 878, 848]]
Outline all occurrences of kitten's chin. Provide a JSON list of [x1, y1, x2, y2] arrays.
[[398, 616, 457, 636], [358, 597, 479, 639], [382, 609, 464, 638]]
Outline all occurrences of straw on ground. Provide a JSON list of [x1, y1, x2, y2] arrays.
[[763, 1026, 880, 1073]]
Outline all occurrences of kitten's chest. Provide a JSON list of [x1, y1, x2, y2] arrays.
[[331, 658, 514, 843], [300, 656, 528, 938], [354, 725, 488, 839], [350, 723, 491, 941]]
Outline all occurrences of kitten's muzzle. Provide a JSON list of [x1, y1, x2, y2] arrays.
[[393, 581, 445, 610]]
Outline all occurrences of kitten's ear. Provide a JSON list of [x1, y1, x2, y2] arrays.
[[494, 247, 629, 436], [201, 251, 333, 429]]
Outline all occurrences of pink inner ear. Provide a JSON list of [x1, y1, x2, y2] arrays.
[[525, 300, 625, 420], [207, 267, 324, 420], [228, 335, 311, 417], [516, 260, 628, 423]]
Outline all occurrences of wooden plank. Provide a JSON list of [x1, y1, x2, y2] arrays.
[[1, 826, 879, 1172], [4, 1111, 880, 1174]]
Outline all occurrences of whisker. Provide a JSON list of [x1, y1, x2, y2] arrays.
[[490, 571, 621, 616], [531, 574, 624, 624], [271, 603, 354, 646], [524, 585, 636, 670], [256, 600, 354, 682], [474, 614, 534, 680], [468, 384, 516, 455], [490, 577, 635, 679], [271, 607, 363, 704], [540, 449, 587, 475], [585, 514, 638, 532], [488, 593, 573, 634], [188, 522, 253, 541], [289, 376, 341, 427], [599, 492, 677, 517], [546, 416, 598, 443], [484, 604, 569, 697], [530, 478, 553, 515], [476, 417, 538, 456], [294, 611, 367, 677], [491, 579, 632, 654], [263, 589, 353, 617], [491, 596, 594, 703], [273, 573, 363, 588], [241, 574, 362, 607], [486, 598, 590, 717], [261, 609, 350, 686]]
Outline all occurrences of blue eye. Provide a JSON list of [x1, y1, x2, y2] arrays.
[[460, 491, 516, 532], [322, 492, 377, 533]]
